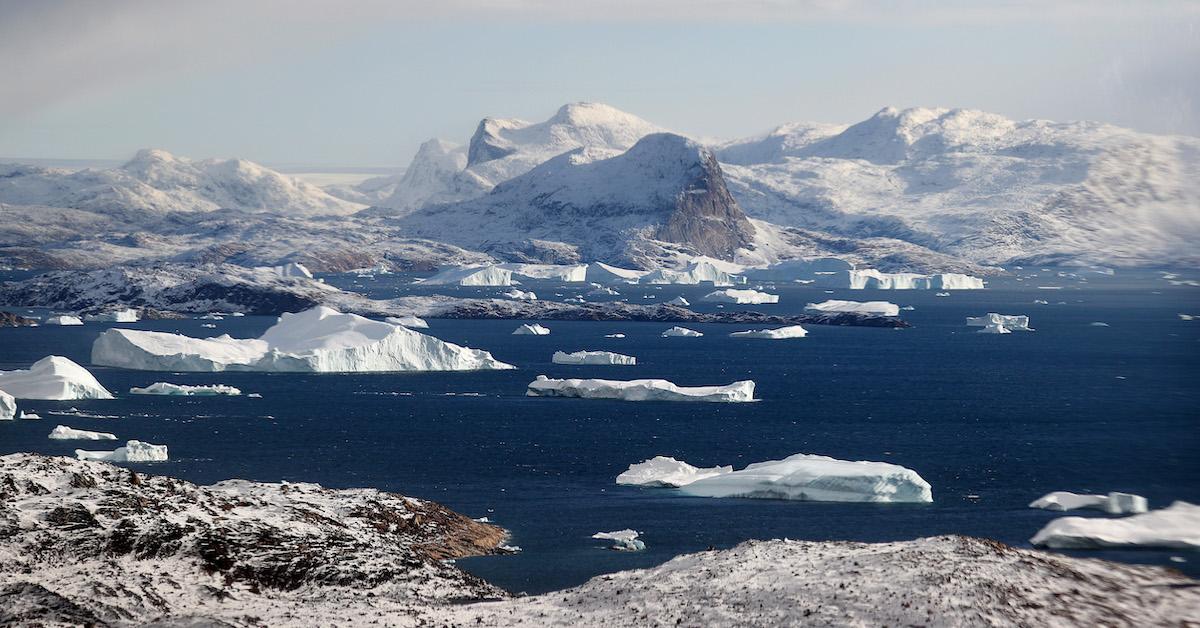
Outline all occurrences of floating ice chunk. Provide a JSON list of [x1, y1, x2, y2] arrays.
[[419, 265, 513, 286], [503, 289, 538, 301], [966, 313, 1032, 331], [935, 292, 950, 297], [900, 305, 916, 311], [702, 289, 778, 305], [0, 356, 114, 400], [587, 287, 620, 297], [43, 315, 83, 326], [616, 456, 733, 487], [84, 308, 140, 323], [130, 382, 242, 396], [977, 322, 1011, 334], [1179, 314, 1196, 321], [1034, 299, 1050, 305], [0, 390, 13, 421], [18, 411, 41, 419], [200, 323, 216, 329], [679, 453, 933, 503], [1029, 491, 1109, 512], [526, 375, 755, 403], [49, 425, 117, 440], [1107, 493, 1150, 515], [75, 440, 168, 463], [1089, 322, 1110, 327], [666, 296, 690, 306], [92, 306, 513, 372], [805, 300, 899, 317], [512, 323, 551, 336], [552, 351, 636, 366], [385, 315, 429, 329], [821, 269, 984, 290], [497, 263, 588, 282], [1031, 501, 1200, 549], [584, 262, 648, 284], [729, 325, 808, 339], [641, 261, 744, 286], [198, 313, 224, 320], [592, 529, 645, 551], [604, 333, 626, 338], [661, 326, 703, 337]]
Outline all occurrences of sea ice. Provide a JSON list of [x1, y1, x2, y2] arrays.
[[701, 289, 779, 304], [48, 425, 117, 440], [84, 308, 140, 323], [75, 440, 169, 463], [0, 356, 114, 400], [604, 333, 626, 338], [512, 323, 551, 336], [592, 530, 645, 551], [729, 325, 808, 339], [130, 383, 242, 396], [552, 351, 637, 366], [1031, 501, 1200, 549], [43, 315, 83, 326], [526, 376, 755, 403], [661, 326, 703, 337], [616, 456, 733, 487], [679, 454, 933, 503], [804, 300, 899, 317]]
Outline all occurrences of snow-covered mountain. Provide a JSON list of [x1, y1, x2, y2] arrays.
[[0, 148, 364, 217], [721, 107, 1200, 267]]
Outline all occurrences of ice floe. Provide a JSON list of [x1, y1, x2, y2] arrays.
[[18, 411, 41, 420], [729, 325, 808, 339], [701, 288, 779, 305], [616, 456, 733, 487], [0, 356, 114, 400], [75, 440, 169, 463], [49, 425, 117, 440], [1031, 501, 1200, 550], [130, 383, 243, 396], [1029, 491, 1148, 514], [526, 376, 755, 403], [604, 333, 626, 338], [804, 299, 899, 317], [661, 326, 702, 337], [678, 454, 933, 503], [43, 315, 83, 326], [512, 323, 551, 336], [552, 351, 636, 366], [592, 530, 645, 551]]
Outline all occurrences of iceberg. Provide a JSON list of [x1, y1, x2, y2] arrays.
[[604, 333, 626, 338], [385, 315, 429, 329], [0, 390, 13, 421], [130, 383, 242, 396], [1029, 491, 1149, 514], [818, 269, 984, 290], [526, 375, 755, 403], [616, 456, 733, 487], [43, 315, 83, 326], [584, 262, 648, 284], [92, 306, 514, 372], [805, 300, 899, 317], [512, 323, 551, 336], [75, 440, 169, 463], [665, 296, 690, 306], [419, 265, 513, 286], [977, 322, 1011, 334], [701, 289, 779, 304], [729, 325, 808, 339], [935, 292, 951, 297], [679, 454, 933, 503], [552, 350, 636, 366], [587, 286, 620, 297], [966, 313, 1032, 331], [592, 529, 645, 552], [498, 263, 588, 283], [1031, 501, 1200, 550], [84, 308, 140, 323], [19, 411, 41, 420], [661, 326, 703, 337], [48, 425, 117, 440], [0, 356, 114, 400], [641, 261, 745, 287], [503, 289, 538, 301]]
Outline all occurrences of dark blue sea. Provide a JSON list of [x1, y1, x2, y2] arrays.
[[1, 269, 1198, 591]]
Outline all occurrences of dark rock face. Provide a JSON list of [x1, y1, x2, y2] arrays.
[[655, 148, 755, 259], [0, 583, 105, 627], [0, 311, 37, 327]]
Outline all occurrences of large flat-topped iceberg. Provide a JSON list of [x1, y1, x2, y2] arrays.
[[818, 269, 984, 290], [662, 326, 703, 337], [84, 308, 140, 323], [805, 299, 899, 317], [44, 315, 83, 326], [497, 263, 587, 282], [702, 289, 779, 304], [527, 375, 755, 403], [0, 356, 114, 400], [552, 350, 636, 366], [1031, 501, 1200, 550], [640, 261, 745, 286], [967, 313, 1032, 332], [92, 306, 514, 373], [730, 325, 808, 339], [584, 262, 648, 284], [130, 383, 242, 396], [592, 529, 645, 552], [49, 425, 117, 440], [75, 440, 169, 463], [680, 454, 933, 503], [1029, 491, 1148, 514], [419, 265, 513, 286], [616, 456, 733, 487]]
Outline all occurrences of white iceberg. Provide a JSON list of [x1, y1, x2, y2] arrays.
[[419, 265, 513, 286], [661, 326, 702, 337], [604, 333, 626, 338], [92, 306, 514, 372], [584, 262, 648, 284], [616, 456, 733, 487], [977, 322, 1011, 334], [592, 529, 645, 552], [1029, 491, 1149, 515], [49, 425, 117, 440], [498, 263, 587, 283], [587, 286, 620, 297], [701, 289, 778, 305], [679, 454, 933, 503], [512, 323, 551, 336], [552, 350, 636, 366], [1031, 501, 1200, 550], [503, 289, 538, 301], [665, 296, 690, 306], [729, 325, 808, 339], [805, 299, 899, 317], [819, 269, 984, 290], [75, 439, 169, 463], [43, 315, 83, 326], [130, 382, 242, 396], [526, 375, 755, 403], [84, 308, 140, 323], [966, 313, 1032, 331], [935, 292, 951, 297], [385, 315, 429, 329], [0, 390, 14, 421], [19, 411, 41, 420], [641, 261, 745, 287], [0, 356, 114, 400]]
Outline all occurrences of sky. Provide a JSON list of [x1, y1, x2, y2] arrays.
[[1, 0, 1197, 168]]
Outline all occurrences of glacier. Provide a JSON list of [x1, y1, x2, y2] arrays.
[[701, 289, 779, 305], [1031, 501, 1200, 550], [526, 376, 755, 403], [1029, 491, 1148, 515], [91, 306, 514, 372], [616, 456, 733, 487], [804, 299, 899, 317], [679, 454, 933, 503], [512, 323, 551, 336], [49, 425, 117, 441], [551, 351, 637, 366], [729, 325, 808, 339], [75, 440, 169, 463], [130, 383, 243, 396], [0, 356, 114, 400]]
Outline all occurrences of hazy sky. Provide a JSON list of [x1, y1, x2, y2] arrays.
[[1, 0, 1197, 167]]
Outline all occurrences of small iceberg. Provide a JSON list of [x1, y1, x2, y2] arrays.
[[512, 323, 551, 336], [586, 287, 620, 297], [385, 315, 429, 329], [0, 356, 114, 400], [0, 391, 14, 421], [729, 325, 808, 339], [130, 383, 242, 396], [1029, 491, 1148, 514], [977, 322, 1011, 334], [503, 289, 538, 301], [44, 315, 83, 326], [616, 456, 733, 487], [678, 453, 933, 503], [805, 300, 899, 317], [592, 529, 645, 552], [701, 288, 779, 305], [1031, 501, 1200, 550], [552, 351, 636, 366], [661, 326, 702, 337], [49, 425, 117, 441], [935, 292, 951, 297], [18, 411, 41, 420], [419, 265, 513, 286], [1089, 322, 1110, 327], [75, 440, 169, 463], [666, 296, 690, 306], [604, 333, 626, 339], [84, 308, 140, 323], [526, 376, 755, 403], [966, 313, 1032, 332]]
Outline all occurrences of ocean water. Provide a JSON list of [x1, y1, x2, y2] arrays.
[[1, 269, 1198, 592]]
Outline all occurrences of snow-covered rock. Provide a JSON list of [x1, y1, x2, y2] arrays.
[[385, 315, 429, 329], [1029, 491, 1149, 515], [130, 382, 242, 396], [821, 269, 985, 290], [1031, 501, 1200, 550], [48, 425, 117, 440], [503, 289, 538, 301], [0, 356, 114, 400], [526, 375, 754, 403], [967, 313, 1032, 331], [680, 453, 933, 503], [0, 390, 14, 421], [43, 315, 83, 326], [512, 323, 551, 336], [661, 326, 703, 337], [84, 307, 140, 323], [591, 530, 645, 552], [420, 265, 513, 286], [665, 296, 690, 306], [615, 456, 733, 487], [701, 289, 779, 304], [729, 325, 808, 339], [805, 299, 899, 317], [551, 350, 636, 366], [92, 306, 514, 372], [75, 440, 169, 463]]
